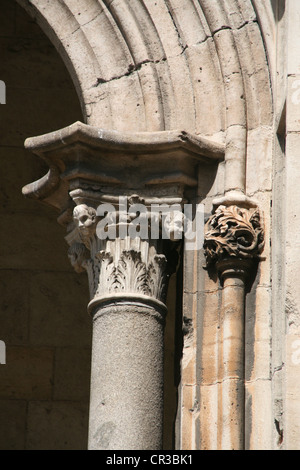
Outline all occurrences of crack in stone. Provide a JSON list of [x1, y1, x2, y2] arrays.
[[92, 57, 167, 87], [165, 0, 187, 54], [273, 363, 285, 376], [212, 19, 259, 36], [275, 419, 284, 445]]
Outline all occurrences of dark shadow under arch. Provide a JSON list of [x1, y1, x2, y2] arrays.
[[0, 0, 91, 450]]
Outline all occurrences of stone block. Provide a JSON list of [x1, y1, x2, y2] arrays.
[[159, 0, 207, 48], [180, 383, 194, 450], [88, 72, 147, 132], [201, 161, 225, 200], [64, 0, 102, 28], [234, 23, 273, 129], [0, 36, 78, 92], [143, 0, 192, 58], [287, 75, 300, 133], [245, 380, 272, 450], [80, 9, 132, 82], [246, 127, 273, 195], [15, 2, 44, 39], [0, 147, 48, 214], [285, 133, 300, 234], [285, 332, 300, 449], [183, 248, 199, 295], [199, 384, 218, 450], [29, 272, 91, 348], [245, 286, 272, 382], [0, 346, 53, 400], [0, 270, 29, 345], [0, 212, 71, 271], [198, 290, 221, 385], [287, 0, 300, 75], [0, 400, 27, 450], [0, 0, 15, 38], [26, 401, 89, 450], [185, 41, 225, 136], [53, 348, 91, 401], [0, 87, 82, 148]]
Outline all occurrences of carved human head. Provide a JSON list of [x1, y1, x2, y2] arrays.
[[73, 204, 97, 240]]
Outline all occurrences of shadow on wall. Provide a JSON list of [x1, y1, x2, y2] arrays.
[[270, 0, 285, 21], [0, 0, 91, 450]]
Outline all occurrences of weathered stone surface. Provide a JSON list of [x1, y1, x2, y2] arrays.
[[2, 0, 300, 453], [0, 2, 90, 451], [0, 400, 27, 450], [0, 271, 29, 345], [0, 213, 72, 271], [89, 303, 165, 450], [29, 272, 91, 348], [53, 348, 91, 402], [26, 401, 89, 450], [0, 347, 53, 400]]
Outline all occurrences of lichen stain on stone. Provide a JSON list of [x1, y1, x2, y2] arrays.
[[286, 288, 300, 331], [93, 422, 116, 449]]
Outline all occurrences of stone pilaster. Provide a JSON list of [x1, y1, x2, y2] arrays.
[[204, 204, 264, 450]]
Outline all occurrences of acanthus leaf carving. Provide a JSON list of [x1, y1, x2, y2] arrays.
[[203, 205, 264, 268], [93, 250, 169, 304], [69, 200, 179, 306]]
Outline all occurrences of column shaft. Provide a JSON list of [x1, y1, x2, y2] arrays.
[[219, 275, 245, 450], [204, 205, 264, 450], [88, 302, 165, 450]]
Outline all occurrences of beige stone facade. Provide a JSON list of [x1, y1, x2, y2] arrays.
[[0, 0, 299, 450]]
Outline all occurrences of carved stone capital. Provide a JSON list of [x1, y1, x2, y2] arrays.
[[22, 121, 225, 314], [204, 205, 264, 270], [67, 198, 180, 315]]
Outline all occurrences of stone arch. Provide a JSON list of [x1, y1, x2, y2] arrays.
[[15, 0, 276, 451], [16, 0, 273, 199]]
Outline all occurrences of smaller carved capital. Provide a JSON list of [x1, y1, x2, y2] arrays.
[[204, 205, 264, 269]]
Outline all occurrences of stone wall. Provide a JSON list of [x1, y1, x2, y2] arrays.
[[273, 0, 300, 450], [0, 1, 180, 449], [3, 0, 300, 451], [0, 0, 91, 450]]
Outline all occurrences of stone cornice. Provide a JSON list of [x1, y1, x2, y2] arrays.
[[22, 121, 225, 217], [23, 121, 225, 157]]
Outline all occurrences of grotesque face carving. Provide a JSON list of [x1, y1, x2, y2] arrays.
[[73, 204, 97, 242]]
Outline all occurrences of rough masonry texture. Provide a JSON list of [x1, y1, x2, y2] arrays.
[[0, 0, 299, 450]]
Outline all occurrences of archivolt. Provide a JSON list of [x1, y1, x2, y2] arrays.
[[17, 0, 273, 193]]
